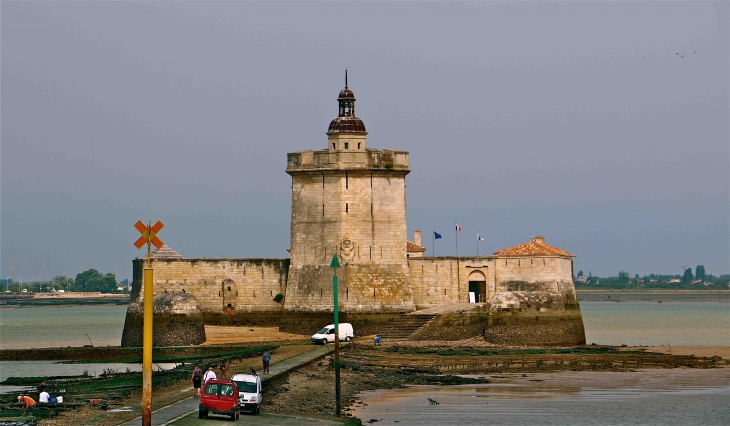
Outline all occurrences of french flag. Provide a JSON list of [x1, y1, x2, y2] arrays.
[[455, 223, 462, 231]]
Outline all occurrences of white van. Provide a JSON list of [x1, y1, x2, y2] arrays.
[[230, 372, 262, 415], [311, 323, 354, 344]]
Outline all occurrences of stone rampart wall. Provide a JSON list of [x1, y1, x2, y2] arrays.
[[131, 258, 289, 315], [494, 257, 574, 293], [485, 291, 586, 346], [484, 309, 586, 346], [124, 255, 586, 346], [408, 257, 497, 309]]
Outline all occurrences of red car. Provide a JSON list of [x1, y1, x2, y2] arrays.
[[199, 379, 240, 421]]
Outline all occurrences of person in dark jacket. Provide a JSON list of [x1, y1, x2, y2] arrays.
[[191, 365, 203, 397]]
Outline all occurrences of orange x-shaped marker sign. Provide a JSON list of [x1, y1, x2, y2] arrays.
[[134, 220, 164, 249]]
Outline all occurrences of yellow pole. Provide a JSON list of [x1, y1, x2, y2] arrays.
[[142, 267, 153, 425]]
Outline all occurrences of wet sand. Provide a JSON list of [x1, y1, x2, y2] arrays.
[[350, 368, 730, 425], [638, 345, 729, 358], [202, 326, 309, 345]]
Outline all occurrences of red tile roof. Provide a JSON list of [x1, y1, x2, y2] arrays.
[[407, 241, 427, 252], [494, 238, 574, 257]]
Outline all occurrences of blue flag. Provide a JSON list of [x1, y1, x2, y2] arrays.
[[434, 232, 442, 239]]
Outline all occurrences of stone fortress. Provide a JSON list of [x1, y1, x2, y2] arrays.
[[121, 75, 586, 347]]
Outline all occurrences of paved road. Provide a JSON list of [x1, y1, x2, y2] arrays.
[[119, 345, 333, 426]]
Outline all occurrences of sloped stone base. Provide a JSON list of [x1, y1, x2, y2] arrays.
[[484, 309, 586, 346], [121, 293, 206, 347]]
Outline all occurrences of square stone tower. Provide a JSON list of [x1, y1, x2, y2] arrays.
[[284, 73, 415, 313]]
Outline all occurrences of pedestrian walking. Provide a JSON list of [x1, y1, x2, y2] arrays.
[[191, 365, 203, 397], [262, 350, 271, 374], [374, 334, 381, 346], [203, 366, 217, 383]]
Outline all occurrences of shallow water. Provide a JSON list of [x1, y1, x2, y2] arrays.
[[580, 299, 730, 346], [0, 305, 128, 349], [350, 369, 730, 425]]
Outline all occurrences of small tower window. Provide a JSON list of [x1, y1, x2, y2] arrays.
[[346, 203, 349, 213], [358, 143, 361, 149], [344, 142, 349, 149], [332, 143, 336, 150]]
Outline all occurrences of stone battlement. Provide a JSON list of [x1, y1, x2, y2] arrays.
[[287, 148, 409, 172]]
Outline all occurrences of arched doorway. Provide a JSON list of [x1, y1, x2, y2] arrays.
[[468, 270, 487, 303]]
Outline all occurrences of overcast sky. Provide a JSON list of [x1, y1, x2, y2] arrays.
[[2, 1, 728, 282]]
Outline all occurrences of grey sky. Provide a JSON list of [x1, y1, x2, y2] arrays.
[[2, 1, 728, 281]]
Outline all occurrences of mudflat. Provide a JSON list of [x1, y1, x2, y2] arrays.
[[10, 327, 729, 425]]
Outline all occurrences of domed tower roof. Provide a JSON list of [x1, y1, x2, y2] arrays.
[[328, 70, 367, 134], [338, 87, 355, 99]]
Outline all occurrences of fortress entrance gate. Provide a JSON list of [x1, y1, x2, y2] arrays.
[[467, 270, 487, 303]]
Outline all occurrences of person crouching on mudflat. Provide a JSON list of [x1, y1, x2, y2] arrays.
[[18, 395, 36, 414]]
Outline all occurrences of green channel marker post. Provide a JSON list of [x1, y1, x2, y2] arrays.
[[329, 254, 341, 417]]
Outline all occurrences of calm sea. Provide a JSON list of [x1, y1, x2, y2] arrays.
[[0, 304, 128, 349], [579, 292, 730, 346]]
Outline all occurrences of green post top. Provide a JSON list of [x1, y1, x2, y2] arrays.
[[330, 254, 340, 269]]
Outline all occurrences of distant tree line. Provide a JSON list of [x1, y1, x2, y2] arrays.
[[575, 265, 729, 290], [1, 270, 130, 294]]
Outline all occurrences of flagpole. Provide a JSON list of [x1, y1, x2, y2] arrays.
[[455, 224, 458, 257], [477, 230, 479, 256], [432, 232, 435, 257]]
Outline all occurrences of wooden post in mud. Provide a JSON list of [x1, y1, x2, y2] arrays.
[[330, 254, 341, 417]]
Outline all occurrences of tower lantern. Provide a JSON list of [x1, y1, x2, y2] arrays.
[[327, 71, 367, 152]]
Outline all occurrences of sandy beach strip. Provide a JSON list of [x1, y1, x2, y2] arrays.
[[638, 345, 730, 359]]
